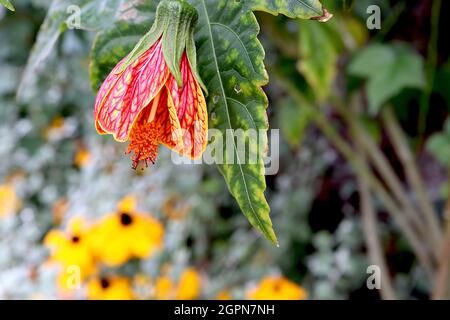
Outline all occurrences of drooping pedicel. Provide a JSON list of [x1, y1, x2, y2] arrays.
[[94, 0, 208, 169]]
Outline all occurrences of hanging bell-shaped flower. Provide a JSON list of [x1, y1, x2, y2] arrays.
[[94, 0, 208, 169]]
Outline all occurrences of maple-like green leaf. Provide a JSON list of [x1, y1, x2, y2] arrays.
[[348, 44, 426, 114], [192, 0, 276, 243]]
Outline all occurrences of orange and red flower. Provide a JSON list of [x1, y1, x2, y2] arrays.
[[94, 1, 207, 169]]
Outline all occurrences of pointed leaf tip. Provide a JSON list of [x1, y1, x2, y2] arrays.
[[0, 0, 15, 11], [311, 8, 333, 22]]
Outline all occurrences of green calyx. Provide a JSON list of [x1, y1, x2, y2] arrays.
[[116, 0, 207, 93]]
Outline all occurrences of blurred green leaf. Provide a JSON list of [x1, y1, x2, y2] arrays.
[[17, 0, 69, 102], [342, 0, 355, 11], [17, 0, 128, 102], [76, 0, 128, 31], [434, 62, 450, 109], [341, 15, 368, 48], [427, 118, 450, 167], [348, 44, 426, 114], [246, 0, 326, 19], [297, 19, 339, 101], [427, 134, 450, 166], [0, 0, 14, 11], [279, 97, 312, 148]]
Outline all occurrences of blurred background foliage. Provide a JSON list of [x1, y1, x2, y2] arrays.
[[0, 0, 449, 300]]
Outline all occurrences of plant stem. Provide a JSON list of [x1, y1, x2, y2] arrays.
[[312, 107, 434, 277], [273, 71, 434, 276], [419, 0, 442, 138], [357, 161, 397, 299], [354, 103, 396, 299], [382, 107, 442, 257], [432, 177, 450, 299], [329, 95, 432, 251]]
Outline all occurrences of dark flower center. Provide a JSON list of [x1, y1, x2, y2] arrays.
[[273, 282, 282, 292], [100, 278, 110, 289], [120, 212, 133, 226], [71, 235, 80, 243]]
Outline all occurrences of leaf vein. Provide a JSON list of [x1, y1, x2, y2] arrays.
[[200, 0, 267, 236], [210, 22, 258, 76]]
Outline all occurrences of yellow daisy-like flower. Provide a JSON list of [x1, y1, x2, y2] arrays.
[[0, 184, 20, 218], [176, 268, 202, 300], [56, 266, 83, 292], [87, 276, 134, 300], [153, 268, 202, 300], [247, 276, 308, 300], [154, 275, 175, 300], [44, 217, 97, 287], [90, 196, 164, 267]]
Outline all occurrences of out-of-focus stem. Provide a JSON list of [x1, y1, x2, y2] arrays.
[[419, 0, 441, 137], [273, 71, 434, 276], [312, 106, 434, 277], [329, 96, 427, 237], [357, 161, 396, 299], [382, 107, 442, 257], [432, 178, 450, 299], [352, 98, 396, 299]]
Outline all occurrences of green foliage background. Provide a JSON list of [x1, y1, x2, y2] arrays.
[[0, 0, 449, 299]]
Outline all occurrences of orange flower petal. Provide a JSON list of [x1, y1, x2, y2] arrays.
[[158, 87, 185, 152], [93, 58, 126, 135], [168, 54, 208, 159], [94, 39, 170, 142]]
